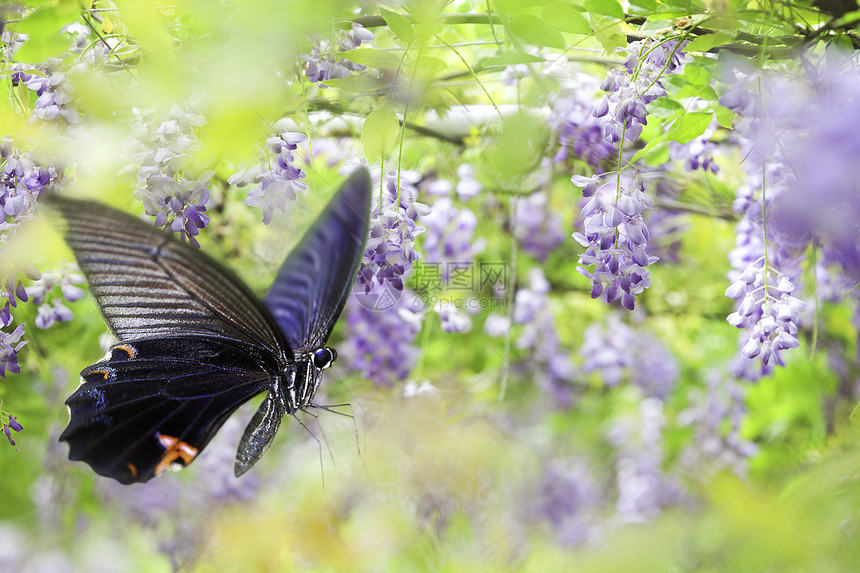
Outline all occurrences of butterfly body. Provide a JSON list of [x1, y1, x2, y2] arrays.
[[54, 169, 371, 483]]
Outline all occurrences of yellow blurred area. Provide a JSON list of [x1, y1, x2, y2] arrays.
[[194, 390, 530, 572]]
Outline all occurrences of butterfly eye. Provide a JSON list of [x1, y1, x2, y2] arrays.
[[313, 347, 336, 369]]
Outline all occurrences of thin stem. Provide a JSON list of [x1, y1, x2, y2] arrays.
[[499, 196, 518, 401], [436, 35, 503, 121], [810, 242, 819, 361], [761, 156, 770, 312]]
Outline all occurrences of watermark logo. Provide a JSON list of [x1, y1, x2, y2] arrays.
[[352, 261, 510, 312]]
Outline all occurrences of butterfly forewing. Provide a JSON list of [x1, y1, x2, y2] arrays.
[[59, 336, 277, 483], [51, 196, 291, 359], [53, 167, 372, 483], [265, 168, 371, 350]]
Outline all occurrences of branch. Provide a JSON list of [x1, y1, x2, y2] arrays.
[[654, 197, 737, 221]]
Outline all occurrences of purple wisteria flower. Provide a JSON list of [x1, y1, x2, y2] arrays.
[[668, 121, 719, 173], [356, 166, 430, 294], [298, 136, 362, 169], [2, 407, 23, 448], [1, 138, 60, 244], [25, 265, 85, 329], [302, 23, 375, 85], [579, 314, 633, 387], [487, 268, 577, 406], [782, 58, 860, 296], [434, 301, 473, 333], [551, 89, 615, 170], [421, 196, 485, 284], [341, 292, 423, 386], [419, 163, 482, 203], [592, 38, 687, 144], [128, 105, 213, 247], [572, 171, 658, 310], [0, 323, 26, 379], [1, 268, 35, 321], [579, 313, 678, 399], [725, 260, 805, 369], [607, 397, 684, 523], [718, 60, 811, 378], [644, 180, 687, 264], [455, 163, 482, 201], [229, 127, 308, 224], [512, 192, 565, 262], [483, 313, 511, 337], [533, 458, 601, 546], [678, 370, 757, 476], [15, 66, 80, 124]]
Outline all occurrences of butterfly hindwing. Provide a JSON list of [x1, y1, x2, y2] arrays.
[[49, 195, 292, 360], [59, 336, 278, 483], [265, 168, 371, 350]]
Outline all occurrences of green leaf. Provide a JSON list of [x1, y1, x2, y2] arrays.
[[628, 133, 667, 164], [488, 112, 549, 175], [661, 0, 692, 8], [583, 0, 625, 19], [509, 14, 566, 49], [115, 0, 177, 86], [380, 9, 415, 44], [675, 83, 718, 101], [667, 111, 712, 143], [481, 53, 546, 67], [648, 97, 684, 119], [683, 64, 710, 87], [684, 31, 734, 53], [362, 102, 400, 162], [13, 1, 79, 62], [495, 0, 547, 11], [321, 75, 389, 92], [414, 56, 450, 73], [629, 0, 657, 10], [716, 105, 736, 128], [590, 15, 627, 53], [541, 3, 592, 34], [638, 19, 674, 34], [338, 48, 402, 69]]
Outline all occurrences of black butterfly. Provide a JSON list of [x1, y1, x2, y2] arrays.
[[54, 168, 371, 484]]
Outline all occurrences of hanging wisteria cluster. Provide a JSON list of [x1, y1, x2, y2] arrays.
[[551, 88, 615, 170], [607, 397, 685, 523], [25, 265, 85, 330], [568, 37, 689, 312], [302, 23, 375, 85], [228, 126, 308, 224], [579, 313, 679, 400], [486, 268, 577, 406], [340, 292, 424, 386], [572, 171, 658, 310], [678, 370, 758, 476], [592, 38, 687, 144], [356, 166, 430, 294], [127, 104, 212, 247], [512, 192, 566, 262]]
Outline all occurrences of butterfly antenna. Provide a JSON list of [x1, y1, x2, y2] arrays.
[[331, 370, 364, 461], [292, 412, 326, 490]]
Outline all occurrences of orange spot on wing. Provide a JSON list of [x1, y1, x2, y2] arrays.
[[126, 462, 138, 478], [114, 344, 137, 359], [87, 368, 112, 381], [154, 433, 199, 476]]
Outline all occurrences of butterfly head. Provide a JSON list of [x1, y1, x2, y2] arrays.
[[312, 347, 337, 370]]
